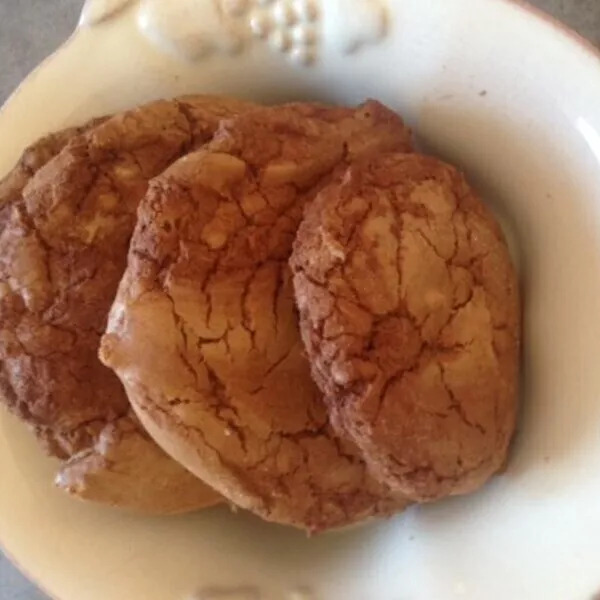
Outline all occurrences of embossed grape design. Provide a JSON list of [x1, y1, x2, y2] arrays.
[[83, 1, 387, 72], [247, 0, 319, 65]]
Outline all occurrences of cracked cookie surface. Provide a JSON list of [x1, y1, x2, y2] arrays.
[[101, 101, 413, 531], [0, 95, 256, 513], [291, 153, 520, 502], [0, 118, 107, 228]]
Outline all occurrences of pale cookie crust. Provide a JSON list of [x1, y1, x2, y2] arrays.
[[0, 96, 255, 512], [56, 412, 219, 514], [291, 153, 520, 502], [101, 102, 413, 531]]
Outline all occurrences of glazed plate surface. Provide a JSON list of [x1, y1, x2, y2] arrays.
[[1, 1, 600, 599]]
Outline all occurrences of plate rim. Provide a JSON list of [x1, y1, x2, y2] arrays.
[[1, 1, 599, 598]]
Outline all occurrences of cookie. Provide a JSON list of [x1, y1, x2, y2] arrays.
[[0, 95, 256, 512], [100, 101, 413, 531], [291, 153, 520, 502], [55, 411, 219, 513], [0, 119, 107, 230]]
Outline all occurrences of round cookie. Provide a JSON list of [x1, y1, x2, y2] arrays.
[[0, 95, 256, 513], [100, 102, 413, 531], [291, 153, 520, 502]]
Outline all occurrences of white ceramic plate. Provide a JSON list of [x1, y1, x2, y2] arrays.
[[2, 1, 600, 599]]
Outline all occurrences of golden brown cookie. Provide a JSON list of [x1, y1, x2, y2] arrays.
[[0, 119, 106, 208], [291, 153, 520, 502], [0, 95, 256, 513], [100, 101, 413, 531], [0, 119, 107, 232]]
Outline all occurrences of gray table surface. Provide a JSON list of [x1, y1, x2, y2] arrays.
[[0, 0, 599, 598]]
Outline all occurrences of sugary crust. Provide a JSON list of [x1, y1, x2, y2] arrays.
[[0, 118, 107, 210], [101, 102, 413, 531], [291, 153, 520, 502], [0, 96, 255, 512]]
